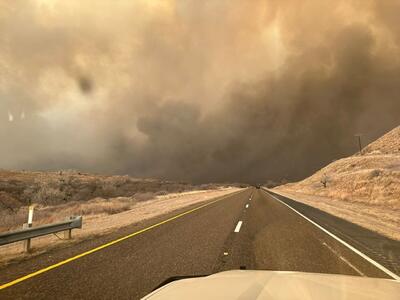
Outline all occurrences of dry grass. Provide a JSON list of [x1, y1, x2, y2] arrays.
[[0, 197, 136, 231], [362, 126, 400, 155], [0, 190, 197, 232], [0, 169, 226, 232], [275, 125, 400, 240], [0, 169, 200, 208], [280, 155, 400, 208]]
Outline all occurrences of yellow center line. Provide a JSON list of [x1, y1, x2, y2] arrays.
[[0, 190, 245, 290]]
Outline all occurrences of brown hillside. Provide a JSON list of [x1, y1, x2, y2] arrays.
[[275, 125, 400, 240]]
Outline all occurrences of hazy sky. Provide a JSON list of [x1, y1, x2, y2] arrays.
[[1, 0, 400, 183]]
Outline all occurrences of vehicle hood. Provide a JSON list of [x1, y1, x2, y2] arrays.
[[142, 270, 400, 300]]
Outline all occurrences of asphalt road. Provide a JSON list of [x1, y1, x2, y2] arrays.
[[0, 188, 398, 299]]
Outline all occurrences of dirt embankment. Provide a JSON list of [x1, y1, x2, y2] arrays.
[[274, 125, 400, 240]]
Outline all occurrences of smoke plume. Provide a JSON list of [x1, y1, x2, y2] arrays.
[[1, 0, 400, 183]]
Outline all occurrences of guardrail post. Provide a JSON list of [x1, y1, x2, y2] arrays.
[[64, 217, 74, 239], [64, 229, 72, 240], [22, 223, 32, 253]]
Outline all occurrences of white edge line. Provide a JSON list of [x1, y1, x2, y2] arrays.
[[234, 221, 243, 233], [322, 242, 365, 277], [263, 188, 400, 281]]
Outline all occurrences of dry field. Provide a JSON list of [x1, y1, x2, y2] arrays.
[[274, 126, 400, 240], [0, 169, 226, 232]]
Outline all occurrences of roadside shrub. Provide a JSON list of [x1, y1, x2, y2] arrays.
[[368, 169, 381, 179], [155, 190, 168, 196], [134, 192, 155, 201], [33, 186, 67, 205], [0, 209, 28, 231], [0, 192, 21, 212], [103, 204, 132, 215]]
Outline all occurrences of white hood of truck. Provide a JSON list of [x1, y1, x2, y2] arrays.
[[143, 270, 400, 300]]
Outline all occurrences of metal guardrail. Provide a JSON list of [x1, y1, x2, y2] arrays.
[[0, 216, 82, 248]]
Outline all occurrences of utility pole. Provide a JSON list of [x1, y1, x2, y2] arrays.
[[355, 134, 363, 155]]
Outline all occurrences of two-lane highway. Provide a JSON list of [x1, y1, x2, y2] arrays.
[[0, 188, 398, 299]]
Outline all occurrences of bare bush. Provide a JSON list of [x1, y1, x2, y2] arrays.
[[102, 203, 132, 215], [198, 183, 221, 190], [155, 190, 168, 196], [33, 186, 66, 205], [0, 209, 28, 231], [368, 169, 381, 179], [0, 192, 21, 212], [320, 174, 329, 188], [134, 192, 155, 202]]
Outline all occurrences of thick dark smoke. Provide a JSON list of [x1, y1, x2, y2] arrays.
[[1, 1, 399, 183]]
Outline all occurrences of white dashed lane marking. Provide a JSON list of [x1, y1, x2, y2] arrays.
[[234, 221, 243, 233]]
